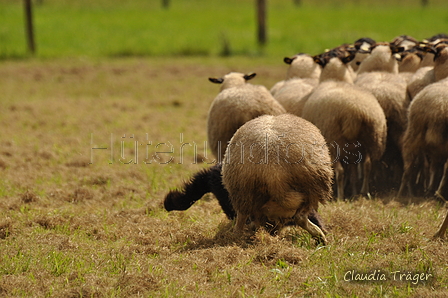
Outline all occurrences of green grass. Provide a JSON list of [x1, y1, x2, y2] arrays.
[[1, 0, 448, 59]]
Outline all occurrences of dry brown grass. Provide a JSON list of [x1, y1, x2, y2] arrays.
[[0, 56, 447, 297]]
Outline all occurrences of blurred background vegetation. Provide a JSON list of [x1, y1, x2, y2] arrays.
[[1, 0, 448, 59]]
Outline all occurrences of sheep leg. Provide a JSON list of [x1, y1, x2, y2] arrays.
[[435, 161, 448, 201], [334, 161, 345, 200], [349, 164, 358, 197], [294, 213, 327, 245], [433, 209, 448, 239], [233, 212, 248, 234], [360, 154, 372, 197], [398, 154, 418, 197], [425, 159, 440, 196]]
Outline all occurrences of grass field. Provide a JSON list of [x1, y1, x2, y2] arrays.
[[2, 0, 448, 59], [1, 0, 448, 297], [0, 55, 447, 297]]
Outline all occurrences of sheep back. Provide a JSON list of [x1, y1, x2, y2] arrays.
[[301, 81, 387, 162], [273, 78, 316, 114], [355, 72, 409, 145]]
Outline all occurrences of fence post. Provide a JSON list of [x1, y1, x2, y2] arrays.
[[256, 0, 267, 46], [24, 0, 36, 55]]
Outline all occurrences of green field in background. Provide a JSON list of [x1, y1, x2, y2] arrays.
[[1, 0, 448, 59]]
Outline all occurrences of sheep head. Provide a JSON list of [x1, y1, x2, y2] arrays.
[[354, 37, 376, 53], [209, 72, 256, 91], [283, 54, 321, 80], [314, 48, 356, 83], [313, 46, 356, 68], [390, 35, 418, 51]]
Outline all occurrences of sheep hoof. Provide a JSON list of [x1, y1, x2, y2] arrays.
[[432, 232, 446, 240], [435, 191, 446, 203]]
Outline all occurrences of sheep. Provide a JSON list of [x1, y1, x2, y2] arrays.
[[390, 35, 419, 51], [419, 33, 448, 67], [163, 163, 329, 234], [207, 72, 286, 161], [221, 113, 333, 244], [271, 54, 321, 115], [354, 43, 410, 192], [349, 37, 376, 72], [270, 53, 321, 97], [407, 41, 448, 100], [397, 78, 448, 199], [357, 42, 402, 74], [397, 48, 424, 82], [301, 48, 387, 200]]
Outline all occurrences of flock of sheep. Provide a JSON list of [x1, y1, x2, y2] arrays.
[[164, 34, 448, 244]]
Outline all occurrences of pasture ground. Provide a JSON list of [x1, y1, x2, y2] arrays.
[[0, 56, 447, 297]]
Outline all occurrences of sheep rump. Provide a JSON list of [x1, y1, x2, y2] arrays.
[[222, 114, 333, 244], [398, 79, 448, 198]]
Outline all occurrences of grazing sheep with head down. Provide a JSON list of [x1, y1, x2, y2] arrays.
[[301, 48, 387, 200], [397, 78, 448, 199], [207, 72, 286, 161], [163, 163, 329, 234], [222, 114, 333, 244]]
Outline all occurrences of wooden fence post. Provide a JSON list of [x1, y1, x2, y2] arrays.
[[24, 0, 36, 55], [256, 0, 267, 46]]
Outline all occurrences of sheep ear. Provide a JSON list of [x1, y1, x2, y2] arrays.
[[209, 77, 224, 84], [416, 43, 436, 54], [284, 57, 294, 64], [341, 49, 356, 64], [434, 46, 447, 61], [244, 73, 256, 81], [390, 45, 405, 54], [341, 54, 355, 64], [313, 55, 325, 66]]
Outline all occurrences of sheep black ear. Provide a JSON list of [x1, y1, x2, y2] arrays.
[[341, 55, 354, 64], [209, 77, 224, 84], [416, 43, 436, 54], [341, 48, 356, 64], [243, 73, 256, 81], [390, 45, 405, 54], [313, 55, 325, 67], [433, 45, 447, 61], [415, 51, 424, 60], [284, 57, 294, 64]]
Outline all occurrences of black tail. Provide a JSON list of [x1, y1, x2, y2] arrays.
[[164, 167, 212, 211], [163, 163, 236, 220], [207, 164, 235, 219]]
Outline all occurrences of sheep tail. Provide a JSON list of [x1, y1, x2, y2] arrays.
[[163, 164, 236, 220]]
